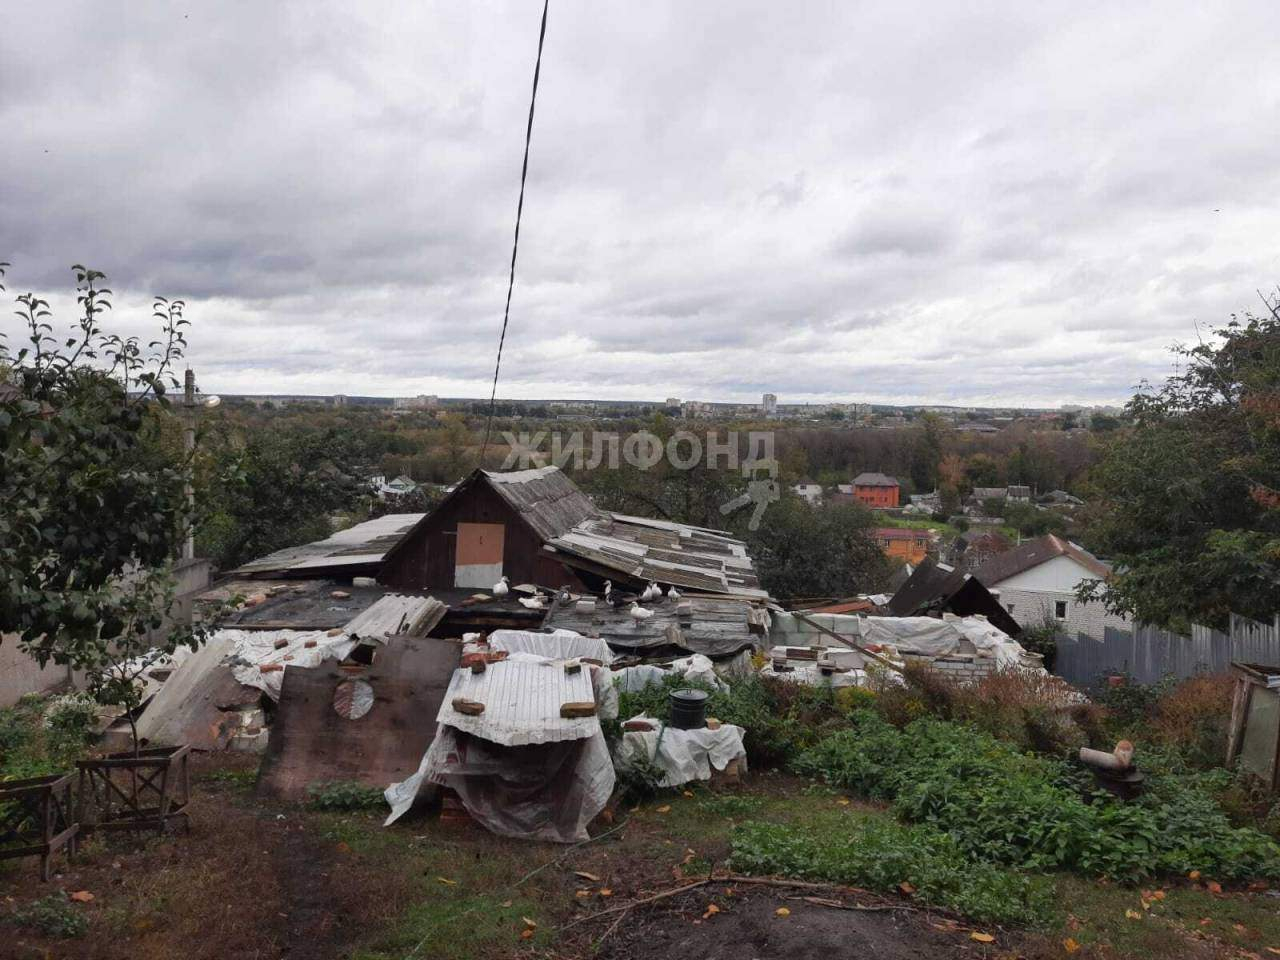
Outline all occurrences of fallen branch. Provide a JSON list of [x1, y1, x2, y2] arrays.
[[786, 894, 912, 913], [563, 879, 711, 930], [570, 872, 904, 936]]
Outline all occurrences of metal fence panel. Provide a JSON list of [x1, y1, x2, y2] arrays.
[[1051, 617, 1278, 689]]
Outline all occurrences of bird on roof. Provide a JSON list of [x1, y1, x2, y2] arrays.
[[493, 576, 509, 597], [667, 585, 681, 602], [641, 582, 660, 602], [629, 601, 654, 622], [519, 595, 545, 610]]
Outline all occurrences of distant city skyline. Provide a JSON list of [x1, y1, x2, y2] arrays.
[[4, 3, 1278, 408]]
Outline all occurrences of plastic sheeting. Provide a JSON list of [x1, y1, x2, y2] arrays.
[[613, 654, 728, 693], [759, 661, 868, 688], [223, 629, 358, 701], [384, 724, 615, 842], [485, 629, 615, 665], [616, 714, 747, 788]]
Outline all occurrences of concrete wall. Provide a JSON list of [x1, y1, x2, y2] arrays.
[[0, 558, 212, 709], [0, 638, 78, 708]]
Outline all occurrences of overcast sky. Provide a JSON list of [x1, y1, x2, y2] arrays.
[[3, 2, 1279, 407]]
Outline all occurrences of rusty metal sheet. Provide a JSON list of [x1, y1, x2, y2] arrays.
[[256, 635, 461, 801]]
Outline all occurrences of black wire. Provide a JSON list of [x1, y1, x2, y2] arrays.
[[480, 0, 550, 464]]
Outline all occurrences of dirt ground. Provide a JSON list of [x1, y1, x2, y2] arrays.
[[0, 754, 414, 960], [3, 754, 1277, 960], [586, 882, 1001, 960]]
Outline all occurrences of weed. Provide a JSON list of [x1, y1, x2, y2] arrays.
[[306, 780, 387, 811], [696, 793, 763, 818], [8, 892, 89, 938], [731, 816, 1057, 927], [796, 711, 1280, 883]]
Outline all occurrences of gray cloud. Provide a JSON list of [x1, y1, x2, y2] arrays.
[[2, 0, 1280, 407]]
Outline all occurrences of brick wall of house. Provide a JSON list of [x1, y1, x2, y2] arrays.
[[997, 586, 1131, 642]]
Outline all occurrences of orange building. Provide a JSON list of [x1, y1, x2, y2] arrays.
[[851, 472, 900, 508], [874, 527, 932, 564]]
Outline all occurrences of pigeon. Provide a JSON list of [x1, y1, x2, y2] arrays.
[[646, 582, 662, 601], [667, 585, 681, 602], [519, 596, 545, 610], [629, 602, 654, 622], [493, 576, 509, 597]]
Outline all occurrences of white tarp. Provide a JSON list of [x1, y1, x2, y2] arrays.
[[759, 661, 868, 688], [384, 724, 615, 842], [613, 654, 728, 693], [858, 616, 964, 653], [484, 628, 615, 665], [617, 714, 747, 788], [223, 628, 358, 701]]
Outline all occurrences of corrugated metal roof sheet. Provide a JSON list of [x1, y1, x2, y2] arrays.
[[344, 594, 446, 640], [546, 513, 765, 599], [436, 659, 599, 747], [233, 514, 425, 575]]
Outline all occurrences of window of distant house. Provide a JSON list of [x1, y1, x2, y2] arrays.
[[1054, 600, 1068, 620]]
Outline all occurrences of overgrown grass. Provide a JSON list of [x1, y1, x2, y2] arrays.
[[796, 710, 1280, 884], [730, 815, 1058, 927], [0, 693, 97, 781]]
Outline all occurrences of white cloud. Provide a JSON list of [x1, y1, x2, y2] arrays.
[[2, 0, 1279, 407]]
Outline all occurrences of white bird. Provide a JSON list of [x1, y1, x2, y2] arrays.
[[462, 632, 483, 644], [603, 580, 613, 601], [644, 582, 661, 601], [667, 585, 681, 602], [519, 596, 545, 610], [630, 601, 654, 622], [493, 576, 509, 597]]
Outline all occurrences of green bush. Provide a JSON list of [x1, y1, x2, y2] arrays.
[[616, 673, 845, 768], [306, 780, 387, 811], [9, 893, 88, 938], [730, 817, 1057, 927], [0, 694, 95, 782], [796, 711, 1280, 883]]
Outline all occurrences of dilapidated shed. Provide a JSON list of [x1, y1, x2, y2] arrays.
[[379, 467, 597, 591]]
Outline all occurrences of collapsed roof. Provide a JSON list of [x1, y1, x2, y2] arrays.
[[546, 512, 765, 599], [887, 557, 1022, 637], [544, 593, 769, 658]]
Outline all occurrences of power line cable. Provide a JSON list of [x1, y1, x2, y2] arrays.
[[480, 0, 550, 464]]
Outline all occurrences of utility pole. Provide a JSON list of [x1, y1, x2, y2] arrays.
[[182, 368, 196, 562], [178, 369, 220, 561]]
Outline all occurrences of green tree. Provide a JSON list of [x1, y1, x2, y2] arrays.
[[1082, 300, 1280, 628], [197, 423, 370, 570], [744, 498, 891, 600], [0, 264, 203, 740]]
